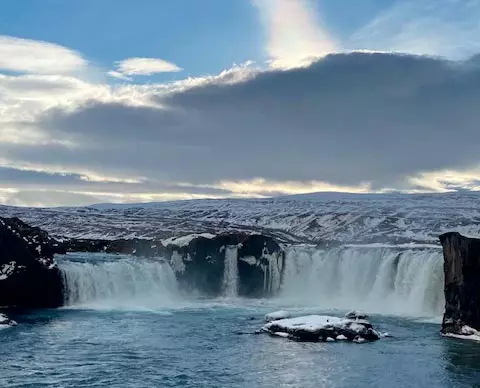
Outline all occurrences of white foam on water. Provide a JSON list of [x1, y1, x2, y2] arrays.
[[279, 246, 445, 318]]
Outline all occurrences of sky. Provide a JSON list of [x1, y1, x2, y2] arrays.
[[2, 0, 480, 206]]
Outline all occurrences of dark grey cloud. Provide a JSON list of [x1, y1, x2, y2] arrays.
[[12, 52, 480, 189]]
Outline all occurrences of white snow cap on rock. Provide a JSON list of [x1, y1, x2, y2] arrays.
[[162, 233, 216, 247], [265, 310, 292, 322], [0, 313, 17, 329], [261, 312, 382, 343], [0, 261, 16, 280], [443, 326, 480, 342]]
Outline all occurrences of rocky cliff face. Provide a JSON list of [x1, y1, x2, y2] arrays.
[[439, 232, 480, 336], [0, 217, 64, 308], [164, 234, 285, 297]]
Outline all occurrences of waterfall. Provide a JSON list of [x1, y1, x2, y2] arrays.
[[262, 252, 283, 295], [280, 245, 445, 316], [57, 245, 445, 316], [222, 246, 239, 297], [59, 253, 180, 309]]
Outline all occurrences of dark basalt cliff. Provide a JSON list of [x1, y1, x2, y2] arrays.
[[0, 217, 64, 308], [164, 234, 284, 297], [439, 232, 480, 335]]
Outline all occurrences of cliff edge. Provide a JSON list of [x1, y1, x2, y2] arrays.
[[439, 232, 480, 338]]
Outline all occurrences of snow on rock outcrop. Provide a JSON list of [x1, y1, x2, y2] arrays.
[[0, 217, 64, 308], [0, 313, 17, 329], [442, 325, 480, 342], [265, 310, 292, 322], [261, 311, 382, 343], [162, 233, 216, 247]]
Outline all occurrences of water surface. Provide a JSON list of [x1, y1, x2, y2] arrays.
[[1, 302, 480, 388]]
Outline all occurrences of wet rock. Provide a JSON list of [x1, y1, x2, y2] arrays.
[[0, 313, 17, 329], [0, 217, 64, 308], [164, 233, 285, 297], [439, 232, 480, 337]]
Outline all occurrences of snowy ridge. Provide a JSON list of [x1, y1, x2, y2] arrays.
[[1, 192, 480, 244]]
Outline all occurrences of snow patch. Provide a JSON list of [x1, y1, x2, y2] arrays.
[[272, 332, 290, 338], [240, 256, 257, 266], [0, 261, 16, 280], [0, 313, 17, 329], [263, 315, 344, 333], [262, 313, 381, 343], [162, 233, 216, 247], [443, 326, 480, 342], [265, 310, 292, 322]]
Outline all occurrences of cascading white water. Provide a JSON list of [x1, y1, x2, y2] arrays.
[[59, 253, 180, 309], [280, 246, 445, 316], [222, 246, 239, 297], [262, 252, 283, 295]]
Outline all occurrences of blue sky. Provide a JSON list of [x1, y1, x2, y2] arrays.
[[0, 0, 429, 80], [0, 0, 261, 81], [2, 0, 480, 206], [3, 0, 479, 80]]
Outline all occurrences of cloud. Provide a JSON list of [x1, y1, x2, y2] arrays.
[[4, 46, 480, 205], [107, 70, 133, 82], [182, 178, 371, 197], [349, 0, 480, 59], [0, 35, 88, 75], [252, 0, 337, 69], [12, 52, 479, 193], [114, 57, 182, 77]]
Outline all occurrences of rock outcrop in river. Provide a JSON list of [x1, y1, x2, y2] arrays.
[[439, 232, 480, 338], [261, 311, 383, 343], [0, 217, 64, 308]]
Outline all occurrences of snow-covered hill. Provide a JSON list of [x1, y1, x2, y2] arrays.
[[1, 192, 479, 244]]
